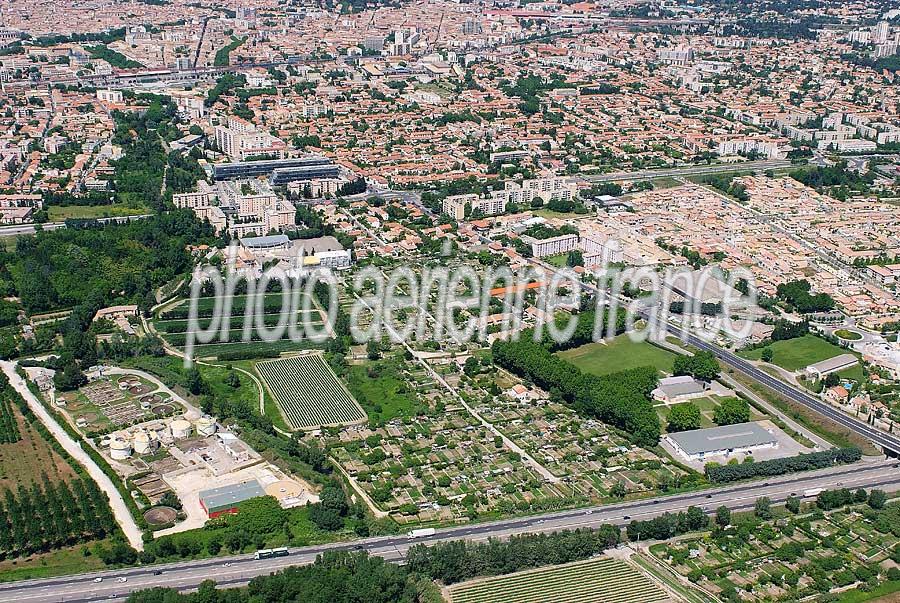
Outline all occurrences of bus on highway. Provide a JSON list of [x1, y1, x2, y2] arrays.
[[254, 547, 290, 560]]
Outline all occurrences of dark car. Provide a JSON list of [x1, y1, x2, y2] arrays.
[[152, 570, 163, 576]]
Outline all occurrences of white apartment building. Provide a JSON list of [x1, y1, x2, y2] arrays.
[[502, 177, 577, 206], [523, 233, 578, 258], [215, 116, 287, 161], [442, 193, 506, 220], [580, 233, 624, 265], [173, 181, 214, 210], [717, 139, 785, 159], [657, 45, 693, 65], [96, 89, 123, 104], [172, 93, 206, 120], [442, 177, 576, 221]]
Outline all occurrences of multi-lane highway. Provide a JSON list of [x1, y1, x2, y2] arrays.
[[681, 333, 900, 455], [4, 459, 898, 603]]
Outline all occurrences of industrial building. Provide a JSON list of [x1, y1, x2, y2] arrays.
[[804, 354, 858, 380], [665, 422, 777, 461], [198, 480, 267, 518]]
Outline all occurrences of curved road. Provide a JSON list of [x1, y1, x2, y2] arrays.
[[3, 458, 898, 602]]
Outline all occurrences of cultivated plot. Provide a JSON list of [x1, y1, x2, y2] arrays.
[[447, 556, 671, 603], [256, 354, 366, 429]]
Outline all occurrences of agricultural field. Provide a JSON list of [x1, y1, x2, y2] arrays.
[[0, 396, 79, 490], [447, 556, 671, 603], [0, 388, 118, 579], [257, 354, 366, 429], [153, 292, 327, 359], [557, 336, 677, 376]]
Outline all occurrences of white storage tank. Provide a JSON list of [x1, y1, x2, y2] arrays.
[[133, 430, 151, 455], [195, 417, 217, 437], [109, 438, 132, 460], [170, 419, 192, 439]]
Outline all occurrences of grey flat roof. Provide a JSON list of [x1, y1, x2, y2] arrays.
[[667, 422, 776, 455], [241, 234, 290, 249], [806, 353, 857, 374], [199, 480, 265, 510], [661, 381, 705, 398], [292, 235, 344, 254]]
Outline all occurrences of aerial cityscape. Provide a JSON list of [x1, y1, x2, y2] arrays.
[[0, 0, 899, 602]]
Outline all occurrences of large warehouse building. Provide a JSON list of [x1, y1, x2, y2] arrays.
[[665, 422, 777, 461], [199, 480, 266, 518]]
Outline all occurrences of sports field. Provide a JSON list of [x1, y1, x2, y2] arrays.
[[740, 335, 855, 372], [256, 354, 366, 429], [557, 335, 677, 376], [447, 556, 671, 603]]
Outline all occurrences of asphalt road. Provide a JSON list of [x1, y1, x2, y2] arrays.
[[4, 459, 898, 603], [681, 332, 900, 455], [0, 362, 145, 551], [0, 214, 152, 237], [582, 159, 791, 182]]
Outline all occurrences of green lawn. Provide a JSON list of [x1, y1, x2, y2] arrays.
[[833, 328, 862, 341], [0, 539, 112, 582], [544, 253, 569, 268], [557, 335, 677, 376], [740, 335, 855, 372], [48, 204, 148, 221]]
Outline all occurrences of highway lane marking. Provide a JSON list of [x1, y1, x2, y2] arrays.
[[8, 465, 899, 600]]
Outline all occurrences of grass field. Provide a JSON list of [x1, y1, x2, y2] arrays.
[[0, 539, 112, 582], [47, 204, 148, 221], [557, 335, 677, 376], [346, 360, 419, 424], [257, 355, 366, 429], [740, 335, 854, 372], [447, 556, 670, 603]]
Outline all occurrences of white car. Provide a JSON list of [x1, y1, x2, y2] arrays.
[[117, 577, 127, 583], [93, 577, 103, 583]]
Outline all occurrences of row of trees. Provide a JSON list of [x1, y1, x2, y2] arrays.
[[626, 506, 709, 541], [705, 447, 861, 483], [405, 527, 621, 585], [816, 487, 886, 511], [0, 397, 20, 443], [0, 475, 116, 559], [127, 551, 435, 603], [672, 350, 720, 382], [491, 337, 661, 447]]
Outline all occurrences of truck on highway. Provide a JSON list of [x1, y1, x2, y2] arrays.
[[254, 547, 290, 560], [407, 528, 436, 539], [803, 488, 824, 498]]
